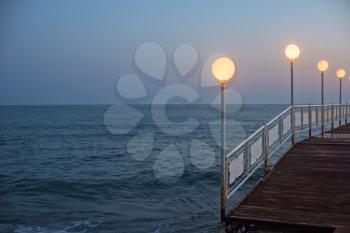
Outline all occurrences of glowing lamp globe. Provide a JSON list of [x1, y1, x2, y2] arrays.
[[317, 60, 329, 72], [336, 69, 346, 79], [211, 57, 236, 83], [285, 44, 300, 61]]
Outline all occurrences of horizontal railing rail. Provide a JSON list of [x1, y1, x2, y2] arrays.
[[225, 103, 350, 203]]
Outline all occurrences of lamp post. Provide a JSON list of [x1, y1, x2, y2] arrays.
[[285, 44, 300, 144], [336, 69, 346, 126], [317, 60, 329, 135], [211, 56, 236, 222]]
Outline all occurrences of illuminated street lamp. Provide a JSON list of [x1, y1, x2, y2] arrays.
[[212, 56, 236, 222], [285, 44, 300, 144], [336, 69, 346, 126], [317, 60, 329, 135]]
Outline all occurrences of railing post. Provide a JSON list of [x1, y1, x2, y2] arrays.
[[301, 107, 304, 130], [322, 105, 325, 137], [308, 104, 312, 138], [346, 103, 348, 124], [279, 117, 283, 144], [331, 104, 334, 129], [263, 124, 269, 176], [316, 106, 319, 127], [339, 104, 342, 127]]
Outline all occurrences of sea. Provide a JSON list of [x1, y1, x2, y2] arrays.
[[0, 105, 287, 233]]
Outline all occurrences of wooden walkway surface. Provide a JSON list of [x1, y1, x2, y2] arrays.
[[227, 124, 350, 233]]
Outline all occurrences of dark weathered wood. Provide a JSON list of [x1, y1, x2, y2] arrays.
[[227, 124, 350, 233]]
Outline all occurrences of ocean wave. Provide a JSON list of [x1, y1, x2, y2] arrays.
[[0, 220, 99, 233]]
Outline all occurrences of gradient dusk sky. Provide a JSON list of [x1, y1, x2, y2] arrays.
[[0, 0, 349, 105]]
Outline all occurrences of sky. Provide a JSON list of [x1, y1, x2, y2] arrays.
[[0, 0, 349, 105]]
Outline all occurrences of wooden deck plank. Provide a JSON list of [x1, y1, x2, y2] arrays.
[[227, 124, 350, 232]]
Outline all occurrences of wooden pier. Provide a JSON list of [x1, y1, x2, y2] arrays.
[[226, 124, 350, 233]]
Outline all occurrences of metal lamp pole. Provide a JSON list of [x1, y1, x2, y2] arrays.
[[211, 57, 235, 223], [336, 69, 346, 126], [290, 61, 295, 144], [220, 81, 227, 222], [317, 60, 328, 135], [339, 77, 342, 126], [285, 44, 300, 145], [321, 71, 325, 135]]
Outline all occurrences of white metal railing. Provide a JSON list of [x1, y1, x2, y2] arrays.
[[224, 103, 350, 203]]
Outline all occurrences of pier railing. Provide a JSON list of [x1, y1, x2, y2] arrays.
[[224, 103, 350, 202]]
